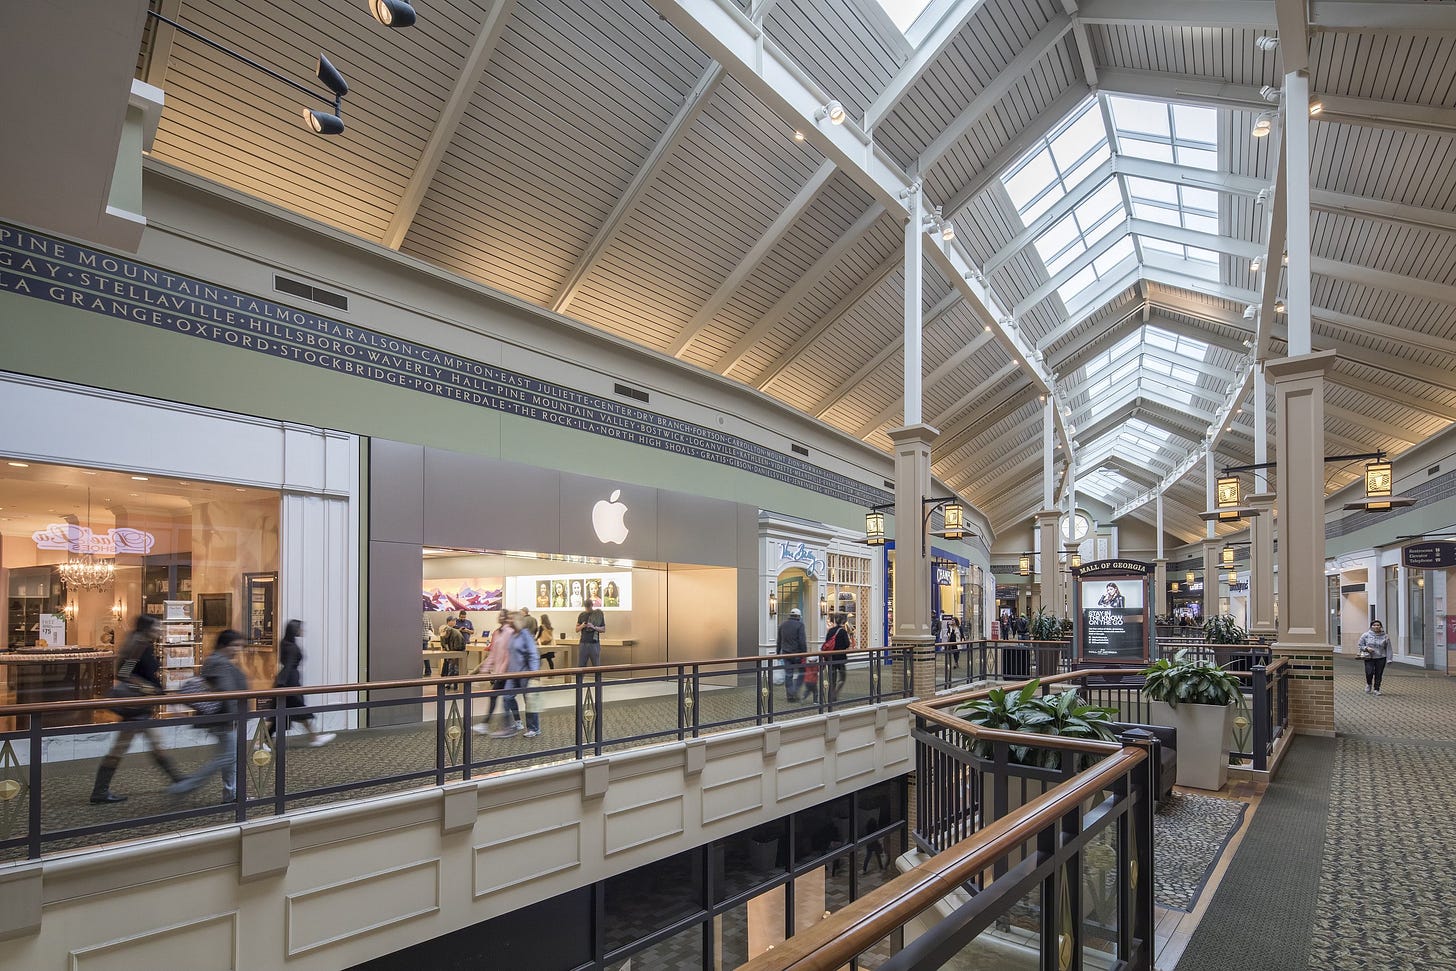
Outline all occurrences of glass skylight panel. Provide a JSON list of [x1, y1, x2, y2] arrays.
[[1001, 98, 1106, 224], [1093, 237, 1136, 275], [1051, 109, 1107, 171], [1112, 98, 1170, 138], [875, 0, 935, 32], [1057, 264, 1099, 305], [1126, 177, 1177, 204], [1185, 212, 1219, 235], [1120, 138, 1175, 163]]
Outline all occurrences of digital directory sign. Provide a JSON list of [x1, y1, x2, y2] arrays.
[[1072, 559, 1152, 665]]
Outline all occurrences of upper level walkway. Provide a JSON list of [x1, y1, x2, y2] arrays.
[[1173, 656, 1456, 971]]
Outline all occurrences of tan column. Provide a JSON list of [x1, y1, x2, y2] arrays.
[[1154, 559, 1169, 618], [1247, 493, 1277, 639], [1267, 351, 1337, 734], [889, 424, 939, 701], [1036, 511, 1062, 621], [1202, 539, 1221, 621]]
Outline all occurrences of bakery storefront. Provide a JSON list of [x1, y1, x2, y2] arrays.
[[0, 460, 281, 719]]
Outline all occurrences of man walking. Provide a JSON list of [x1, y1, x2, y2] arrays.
[[576, 597, 606, 668], [777, 606, 808, 702]]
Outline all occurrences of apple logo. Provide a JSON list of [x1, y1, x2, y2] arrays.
[[592, 489, 630, 545]]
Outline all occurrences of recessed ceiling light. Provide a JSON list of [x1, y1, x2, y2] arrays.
[[793, 130, 805, 141], [82, 470, 97, 475], [236, 488, 247, 492], [8, 462, 29, 468], [129, 493, 139, 497], [131, 476, 149, 481]]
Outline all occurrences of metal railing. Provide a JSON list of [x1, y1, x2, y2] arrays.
[[738, 674, 1158, 971], [933, 639, 1073, 692], [0, 647, 912, 861]]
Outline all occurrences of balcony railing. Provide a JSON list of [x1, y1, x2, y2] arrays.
[[738, 674, 1160, 971], [0, 647, 912, 861]]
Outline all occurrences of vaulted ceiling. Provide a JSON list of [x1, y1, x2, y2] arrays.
[[133, 0, 1456, 544]]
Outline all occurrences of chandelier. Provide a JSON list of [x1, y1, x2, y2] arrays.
[[56, 488, 114, 592]]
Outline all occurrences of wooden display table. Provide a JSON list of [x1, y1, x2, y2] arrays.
[[0, 647, 115, 726]]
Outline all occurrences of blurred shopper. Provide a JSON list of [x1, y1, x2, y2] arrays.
[[494, 612, 541, 738], [537, 614, 556, 670], [823, 612, 852, 704], [91, 615, 182, 804], [777, 606, 808, 702], [270, 619, 335, 747], [170, 629, 248, 802], [1357, 620, 1392, 695], [472, 612, 516, 736]]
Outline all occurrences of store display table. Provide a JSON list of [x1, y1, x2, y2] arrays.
[[1, 647, 115, 726]]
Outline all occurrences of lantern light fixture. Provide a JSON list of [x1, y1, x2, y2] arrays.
[[1344, 457, 1413, 511], [864, 508, 887, 546], [1222, 546, 1236, 567], [1227, 570, 1238, 583], [1069, 551, 1082, 570], [1170, 580, 1180, 593], [1185, 570, 1196, 585], [1018, 552, 1032, 577], [768, 588, 777, 617]]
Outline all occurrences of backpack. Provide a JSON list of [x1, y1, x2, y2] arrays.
[[178, 675, 225, 717]]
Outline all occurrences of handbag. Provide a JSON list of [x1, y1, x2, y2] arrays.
[[107, 657, 158, 718]]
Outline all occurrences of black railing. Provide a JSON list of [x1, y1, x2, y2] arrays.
[[0, 648, 912, 861], [740, 677, 1157, 971], [934, 639, 1073, 691]]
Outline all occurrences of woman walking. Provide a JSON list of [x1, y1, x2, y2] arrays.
[[170, 629, 249, 802], [1357, 620, 1392, 695], [493, 612, 541, 738], [90, 615, 183, 803], [271, 620, 336, 747], [472, 612, 516, 736]]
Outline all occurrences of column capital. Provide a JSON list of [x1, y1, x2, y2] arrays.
[[886, 423, 940, 446], [1153, 557, 1169, 567], [1034, 509, 1060, 525], [1264, 349, 1337, 382]]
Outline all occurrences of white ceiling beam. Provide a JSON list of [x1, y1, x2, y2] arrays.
[[382, 0, 518, 250], [650, 0, 1068, 450], [554, 65, 724, 314], [1042, 292, 1144, 360], [917, 15, 1075, 171], [1131, 220, 1264, 259], [1324, 404, 1422, 445], [1146, 286, 1252, 330], [1313, 256, 1456, 306], [757, 249, 901, 390], [670, 160, 836, 358], [1311, 2, 1456, 32], [1313, 306, 1456, 360], [1326, 372, 1456, 425], [957, 449, 1045, 502], [986, 158, 1116, 272], [1318, 95, 1456, 137], [935, 384, 1040, 457], [1062, 0, 1100, 87], [1312, 189, 1456, 237], [813, 290, 971, 419], [864, 0, 994, 132], [1116, 156, 1266, 197], [1036, 266, 1144, 351], [1275, 0, 1310, 74], [941, 85, 1094, 218], [713, 203, 886, 375], [1297, 329, 1456, 396], [1076, 0, 1276, 29], [1012, 221, 1132, 317], [928, 360, 1025, 430], [1141, 267, 1261, 307]]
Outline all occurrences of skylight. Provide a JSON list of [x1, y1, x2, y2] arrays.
[[1002, 98, 1110, 223], [1109, 97, 1218, 170], [875, 0, 936, 32]]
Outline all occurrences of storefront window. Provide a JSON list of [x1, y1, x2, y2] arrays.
[[1, 459, 281, 714], [1384, 565, 1399, 638], [825, 552, 871, 650]]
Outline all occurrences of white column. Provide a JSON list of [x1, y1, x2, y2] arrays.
[[1203, 539, 1221, 622], [903, 183, 924, 427], [280, 492, 358, 732], [1042, 398, 1054, 510], [1268, 350, 1337, 734], [1154, 493, 1167, 617], [1285, 71, 1312, 356], [1205, 456, 1216, 540], [1254, 363, 1269, 493]]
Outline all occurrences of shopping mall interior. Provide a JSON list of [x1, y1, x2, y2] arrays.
[[1, 1, 1455, 969]]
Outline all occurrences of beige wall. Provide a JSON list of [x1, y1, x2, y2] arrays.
[[0, 705, 913, 970]]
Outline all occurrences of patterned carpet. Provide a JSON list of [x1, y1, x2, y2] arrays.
[[1178, 656, 1456, 971]]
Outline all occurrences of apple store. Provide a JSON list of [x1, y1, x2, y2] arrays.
[[368, 440, 764, 682]]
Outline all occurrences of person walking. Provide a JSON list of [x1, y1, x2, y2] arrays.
[[472, 612, 516, 736], [90, 615, 183, 803], [270, 619, 336, 747], [1357, 619, 1392, 695], [576, 597, 606, 668], [537, 614, 556, 670], [170, 629, 249, 802], [776, 606, 808, 702], [494, 612, 541, 738], [822, 612, 852, 704]]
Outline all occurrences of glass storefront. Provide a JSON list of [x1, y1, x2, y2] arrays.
[[1, 458, 281, 714], [423, 548, 737, 669], [1409, 570, 1427, 659]]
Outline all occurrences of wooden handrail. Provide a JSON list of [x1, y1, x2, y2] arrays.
[[736, 747, 1148, 971], [0, 646, 906, 718]]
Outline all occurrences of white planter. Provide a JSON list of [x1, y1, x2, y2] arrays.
[[1147, 700, 1236, 792]]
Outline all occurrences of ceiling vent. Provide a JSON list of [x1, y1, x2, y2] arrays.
[[274, 275, 349, 311], [613, 383, 649, 403]]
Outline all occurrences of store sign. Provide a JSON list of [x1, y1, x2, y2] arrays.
[[776, 541, 824, 577], [591, 490, 630, 545], [1073, 559, 1152, 665], [1403, 541, 1456, 569], [31, 523, 155, 555]]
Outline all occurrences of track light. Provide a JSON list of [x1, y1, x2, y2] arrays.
[[1251, 112, 1274, 137], [1249, 256, 1261, 272], [1243, 305, 1256, 319], [816, 99, 846, 125], [1282, 252, 1289, 266], [1259, 85, 1281, 104], [1255, 35, 1280, 52], [1274, 299, 1287, 314], [369, 0, 417, 27], [1308, 98, 1324, 116], [316, 54, 349, 98], [304, 109, 345, 134], [941, 221, 955, 242]]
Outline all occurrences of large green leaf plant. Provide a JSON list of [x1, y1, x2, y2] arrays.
[[1141, 650, 1241, 707], [1201, 613, 1247, 645], [955, 680, 1119, 769]]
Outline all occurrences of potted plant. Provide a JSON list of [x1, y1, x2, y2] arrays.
[[1140, 650, 1242, 790], [1027, 608, 1064, 641], [955, 680, 1118, 771], [1201, 613, 1247, 645]]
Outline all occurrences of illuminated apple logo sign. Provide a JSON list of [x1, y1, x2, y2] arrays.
[[592, 489, 630, 545]]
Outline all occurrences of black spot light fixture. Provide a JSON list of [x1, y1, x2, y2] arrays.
[[369, 0, 419, 28], [148, 10, 350, 136]]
